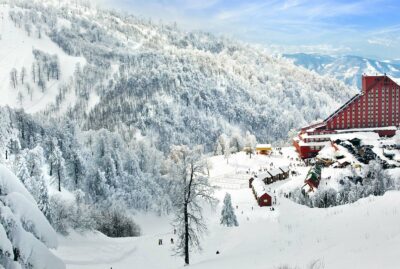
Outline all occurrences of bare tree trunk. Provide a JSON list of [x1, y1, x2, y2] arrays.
[[58, 168, 61, 192], [184, 203, 189, 265]]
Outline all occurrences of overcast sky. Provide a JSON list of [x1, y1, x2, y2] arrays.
[[96, 0, 400, 60]]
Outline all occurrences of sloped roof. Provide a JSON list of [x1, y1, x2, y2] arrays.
[[279, 166, 290, 173], [269, 168, 282, 177], [257, 172, 272, 180]]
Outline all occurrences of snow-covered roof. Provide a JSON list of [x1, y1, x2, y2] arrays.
[[337, 158, 351, 164], [298, 140, 330, 147], [252, 178, 268, 197], [256, 144, 272, 149], [317, 145, 337, 160], [279, 166, 290, 173], [257, 172, 271, 180], [269, 168, 282, 177], [301, 133, 333, 140]]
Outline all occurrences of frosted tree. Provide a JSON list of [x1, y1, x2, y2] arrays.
[[0, 164, 64, 269], [49, 138, 66, 192], [169, 145, 216, 265], [15, 155, 30, 186], [245, 131, 257, 159], [37, 177, 51, 221], [223, 138, 231, 164], [20, 67, 26, 84], [220, 193, 238, 227], [10, 68, 18, 89], [363, 161, 394, 196], [88, 169, 109, 202], [215, 142, 222, 156], [229, 133, 243, 153]]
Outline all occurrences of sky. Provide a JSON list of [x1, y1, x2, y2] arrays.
[[97, 0, 400, 60]]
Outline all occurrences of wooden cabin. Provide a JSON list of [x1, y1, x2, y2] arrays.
[[251, 178, 272, 207], [258, 172, 273, 185], [256, 144, 272, 155], [268, 168, 282, 181]]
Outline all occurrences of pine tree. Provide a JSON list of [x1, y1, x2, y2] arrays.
[[220, 193, 238, 227], [37, 177, 51, 221]]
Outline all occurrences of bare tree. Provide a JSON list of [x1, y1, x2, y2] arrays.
[[20, 67, 26, 84], [17, 91, 24, 106], [25, 83, 33, 100], [169, 145, 216, 265], [24, 23, 31, 36], [31, 63, 36, 83], [10, 68, 18, 88]]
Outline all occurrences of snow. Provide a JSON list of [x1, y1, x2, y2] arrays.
[[256, 144, 271, 148], [0, 163, 35, 204], [0, 164, 64, 269], [0, 222, 13, 257], [0, 5, 85, 113], [3, 192, 58, 248], [52, 144, 400, 269], [54, 187, 400, 269]]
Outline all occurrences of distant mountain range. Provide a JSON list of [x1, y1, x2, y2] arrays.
[[284, 53, 400, 88]]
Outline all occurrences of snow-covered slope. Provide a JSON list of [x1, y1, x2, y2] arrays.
[[52, 146, 400, 269], [55, 179, 400, 269], [0, 0, 356, 151], [284, 53, 400, 88], [0, 4, 85, 113], [0, 163, 64, 269]]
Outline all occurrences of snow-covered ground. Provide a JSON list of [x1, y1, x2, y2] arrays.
[[0, 5, 85, 113], [55, 148, 400, 269]]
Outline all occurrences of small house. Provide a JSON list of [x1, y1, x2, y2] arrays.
[[251, 178, 272, 207], [268, 168, 282, 181], [256, 144, 272, 155], [258, 172, 273, 185], [304, 164, 322, 191]]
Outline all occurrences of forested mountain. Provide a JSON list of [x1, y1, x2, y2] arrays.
[[0, 1, 393, 267], [1, 0, 355, 152], [284, 53, 400, 88]]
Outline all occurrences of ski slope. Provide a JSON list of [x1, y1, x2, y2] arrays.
[[55, 149, 400, 269], [0, 4, 85, 113]]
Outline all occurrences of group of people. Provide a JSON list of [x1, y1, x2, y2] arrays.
[[158, 229, 176, 246]]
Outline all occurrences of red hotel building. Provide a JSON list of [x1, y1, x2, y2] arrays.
[[294, 75, 399, 159]]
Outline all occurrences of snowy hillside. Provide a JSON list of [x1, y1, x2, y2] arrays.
[[284, 53, 400, 88], [54, 148, 400, 269], [0, 0, 356, 151], [0, 163, 64, 269], [0, 4, 85, 113]]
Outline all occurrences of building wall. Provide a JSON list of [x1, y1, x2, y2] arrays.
[[258, 193, 272, 206], [326, 76, 400, 130]]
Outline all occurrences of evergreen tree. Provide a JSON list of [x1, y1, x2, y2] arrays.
[[220, 193, 238, 227], [49, 138, 66, 191], [37, 177, 51, 221]]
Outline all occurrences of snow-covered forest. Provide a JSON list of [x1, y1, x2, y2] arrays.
[[1, 0, 398, 268], [1, 0, 356, 150]]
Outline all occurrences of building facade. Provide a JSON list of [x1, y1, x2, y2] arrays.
[[294, 75, 399, 159]]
